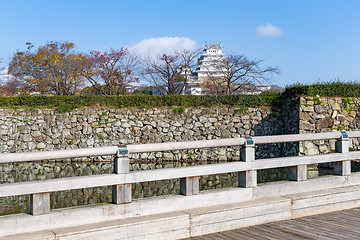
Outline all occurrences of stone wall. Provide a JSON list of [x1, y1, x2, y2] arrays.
[[0, 105, 297, 160], [299, 96, 360, 154], [298, 96, 360, 177]]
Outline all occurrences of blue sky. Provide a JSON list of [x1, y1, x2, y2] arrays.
[[1, 0, 360, 87]]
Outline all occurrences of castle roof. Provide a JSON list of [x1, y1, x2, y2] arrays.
[[204, 43, 223, 50]]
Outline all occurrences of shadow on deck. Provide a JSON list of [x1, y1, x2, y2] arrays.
[[189, 207, 360, 240]]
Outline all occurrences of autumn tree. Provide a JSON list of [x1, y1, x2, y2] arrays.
[[81, 48, 140, 95], [0, 64, 20, 96], [143, 49, 201, 95], [0, 84, 10, 96], [0, 63, 11, 95], [2, 77, 21, 96], [204, 53, 280, 95], [8, 41, 86, 95]]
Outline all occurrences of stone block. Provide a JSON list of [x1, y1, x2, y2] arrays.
[[316, 117, 332, 129], [300, 121, 315, 130]]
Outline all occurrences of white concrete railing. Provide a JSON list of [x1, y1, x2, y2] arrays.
[[0, 131, 360, 215]]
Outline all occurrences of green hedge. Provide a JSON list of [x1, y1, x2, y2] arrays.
[[284, 81, 360, 97], [2, 81, 359, 111], [0, 91, 282, 111]]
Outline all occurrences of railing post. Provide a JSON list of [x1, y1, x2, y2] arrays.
[[334, 131, 350, 176], [30, 192, 50, 215], [289, 165, 307, 181], [112, 145, 132, 204], [180, 176, 199, 196], [239, 137, 257, 188]]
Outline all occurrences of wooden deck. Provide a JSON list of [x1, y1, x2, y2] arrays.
[[189, 207, 360, 240]]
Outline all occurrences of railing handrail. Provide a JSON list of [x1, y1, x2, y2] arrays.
[[0, 151, 358, 198], [0, 146, 119, 164], [1, 131, 360, 164]]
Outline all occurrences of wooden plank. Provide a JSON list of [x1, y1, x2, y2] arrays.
[[228, 230, 259, 240], [281, 212, 360, 239], [258, 225, 302, 240], [188, 207, 360, 240], [271, 218, 338, 239], [207, 233, 231, 240], [243, 225, 289, 240], [313, 213, 360, 226], [226, 229, 265, 240], [267, 221, 333, 240], [213, 232, 237, 240], [308, 214, 360, 236], [295, 217, 360, 239]]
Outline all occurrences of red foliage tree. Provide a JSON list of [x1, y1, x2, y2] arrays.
[[82, 48, 140, 95], [0, 85, 11, 96]]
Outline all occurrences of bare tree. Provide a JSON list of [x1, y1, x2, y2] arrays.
[[203, 53, 280, 95], [143, 49, 201, 95], [81, 48, 141, 95]]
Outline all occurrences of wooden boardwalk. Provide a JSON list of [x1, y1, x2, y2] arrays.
[[189, 207, 360, 240]]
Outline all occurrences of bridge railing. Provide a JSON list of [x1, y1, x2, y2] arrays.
[[1, 131, 360, 215]]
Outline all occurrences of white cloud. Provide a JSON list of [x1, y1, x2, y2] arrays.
[[128, 37, 198, 58], [256, 23, 283, 39], [0, 67, 13, 84]]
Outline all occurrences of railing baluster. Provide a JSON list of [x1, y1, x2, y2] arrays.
[[180, 176, 199, 196], [30, 192, 50, 215], [334, 131, 351, 176], [239, 137, 257, 188], [112, 146, 132, 204], [289, 165, 307, 181]]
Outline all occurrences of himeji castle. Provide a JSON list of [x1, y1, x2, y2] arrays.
[[152, 42, 273, 95], [152, 43, 228, 95], [195, 42, 227, 86]]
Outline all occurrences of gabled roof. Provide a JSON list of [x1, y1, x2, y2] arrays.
[[204, 43, 223, 50]]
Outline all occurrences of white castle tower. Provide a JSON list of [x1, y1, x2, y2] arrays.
[[195, 42, 227, 85]]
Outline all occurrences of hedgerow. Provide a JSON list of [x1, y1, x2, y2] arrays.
[[0, 91, 282, 111], [283, 80, 360, 97], [1, 81, 359, 111]]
